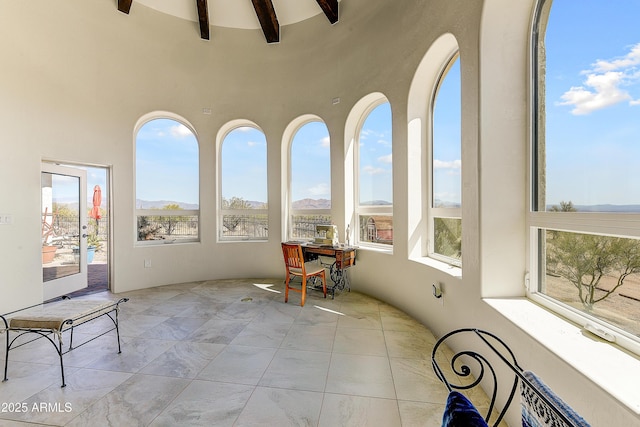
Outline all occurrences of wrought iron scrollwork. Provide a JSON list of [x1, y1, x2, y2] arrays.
[[431, 328, 522, 427], [431, 328, 584, 427]]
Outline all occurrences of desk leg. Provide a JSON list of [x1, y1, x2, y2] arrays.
[[329, 262, 351, 298]]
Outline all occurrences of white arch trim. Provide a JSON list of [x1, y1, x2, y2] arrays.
[[406, 33, 459, 264], [280, 114, 328, 241], [343, 92, 391, 248], [134, 111, 199, 140]]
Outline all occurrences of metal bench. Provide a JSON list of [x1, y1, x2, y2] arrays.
[[1, 295, 128, 387]]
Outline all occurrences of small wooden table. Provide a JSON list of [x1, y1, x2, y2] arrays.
[[301, 243, 357, 298]]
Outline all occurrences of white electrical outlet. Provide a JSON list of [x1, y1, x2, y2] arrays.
[[144, 259, 151, 268]]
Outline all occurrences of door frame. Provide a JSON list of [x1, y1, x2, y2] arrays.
[[42, 163, 88, 300]]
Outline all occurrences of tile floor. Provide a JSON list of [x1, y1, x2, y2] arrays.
[[0, 278, 491, 426]]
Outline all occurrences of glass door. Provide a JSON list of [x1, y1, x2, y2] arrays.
[[42, 163, 88, 300]]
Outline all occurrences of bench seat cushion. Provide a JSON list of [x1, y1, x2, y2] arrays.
[[8, 299, 118, 332]]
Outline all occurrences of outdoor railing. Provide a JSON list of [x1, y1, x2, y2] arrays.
[[221, 213, 268, 240], [137, 215, 199, 241], [290, 214, 332, 240]]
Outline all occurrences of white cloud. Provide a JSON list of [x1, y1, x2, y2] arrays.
[[170, 124, 192, 138], [378, 154, 392, 164], [308, 183, 330, 196], [433, 159, 461, 170], [320, 136, 330, 148], [434, 191, 459, 202], [360, 129, 375, 140], [247, 141, 258, 147], [557, 43, 640, 115], [362, 165, 386, 175], [557, 72, 631, 114], [592, 43, 640, 72]]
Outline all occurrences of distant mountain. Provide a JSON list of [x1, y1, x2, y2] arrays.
[[246, 200, 267, 209], [574, 204, 640, 213], [292, 198, 331, 209], [136, 199, 199, 210], [434, 199, 461, 208], [360, 200, 392, 206], [70, 198, 640, 213], [292, 199, 395, 208], [546, 204, 640, 213]]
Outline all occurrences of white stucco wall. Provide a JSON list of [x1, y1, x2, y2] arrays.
[[0, 0, 638, 425]]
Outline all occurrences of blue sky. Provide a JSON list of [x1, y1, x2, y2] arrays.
[[433, 58, 461, 206], [221, 127, 267, 202], [544, 0, 640, 206], [291, 121, 331, 202], [358, 102, 393, 204], [136, 118, 199, 205], [46, 166, 108, 207], [133, 1, 640, 209]]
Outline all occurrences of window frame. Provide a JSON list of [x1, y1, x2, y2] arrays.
[[217, 121, 269, 242], [428, 52, 462, 266], [353, 96, 394, 251], [134, 113, 200, 246], [284, 116, 332, 242], [527, 0, 640, 355]]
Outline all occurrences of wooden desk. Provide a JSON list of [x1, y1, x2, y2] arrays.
[[301, 244, 356, 297]]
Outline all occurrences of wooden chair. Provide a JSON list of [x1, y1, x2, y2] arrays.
[[281, 243, 327, 306]]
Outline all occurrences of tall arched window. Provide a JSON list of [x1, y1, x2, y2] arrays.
[[530, 0, 640, 351], [431, 54, 461, 265], [135, 115, 199, 244], [288, 120, 331, 240], [356, 99, 393, 247], [219, 124, 268, 241]]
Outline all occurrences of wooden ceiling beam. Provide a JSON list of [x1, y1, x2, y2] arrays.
[[117, 0, 133, 14], [315, 0, 338, 24], [196, 0, 210, 40], [250, 0, 280, 43]]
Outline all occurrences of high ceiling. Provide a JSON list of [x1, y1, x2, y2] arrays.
[[117, 0, 340, 43]]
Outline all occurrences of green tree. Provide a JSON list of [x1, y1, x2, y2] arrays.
[[159, 204, 184, 236], [549, 200, 576, 212], [52, 202, 76, 220], [222, 197, 252, 232], [137, 216, 162, 240], [548, 232, 640, 311], [546, 201, 640, 311], [434, 218, 461, 260]]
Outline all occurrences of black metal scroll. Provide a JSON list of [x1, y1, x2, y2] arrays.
[[431, 328, 581, 427]]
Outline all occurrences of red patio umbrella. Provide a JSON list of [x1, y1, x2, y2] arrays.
[[89, 185, 102, 220]]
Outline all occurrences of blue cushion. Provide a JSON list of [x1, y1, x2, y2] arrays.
[[442, 391, 489, 427]]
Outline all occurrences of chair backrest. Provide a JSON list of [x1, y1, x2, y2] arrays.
[[281, 243, 305, 271]]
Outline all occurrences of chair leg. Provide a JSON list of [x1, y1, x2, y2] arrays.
[[322, 272, 327, 298], [300, 277, 306, 307], [284, 275, 290, 303]]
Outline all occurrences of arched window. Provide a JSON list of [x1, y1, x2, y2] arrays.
[[288, 119, 331, 240], [355, 98, 393, 248], [219, 124, 268, 241], [431, 54, 461, 265], [135, 115, 199, 244], [530, 0, 640, 351]]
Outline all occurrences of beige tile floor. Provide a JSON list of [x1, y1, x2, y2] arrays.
[[0, 278, 485, 426]]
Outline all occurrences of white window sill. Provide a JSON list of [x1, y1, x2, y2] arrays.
[[135, 239, 199, 247], [485, 297, 640, 416], [217, 239, 269, 243], [409, 255, 462, 278], [356, 244, 393, 254]]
